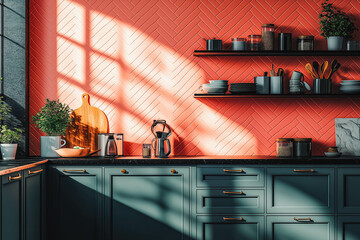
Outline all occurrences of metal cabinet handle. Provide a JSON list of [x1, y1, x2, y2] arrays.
[[293, 169, 315, 172], [28, 169, 43, 175], [294, 217, 311, 221], [62, 169, 86, 173], [9, 174, 22, 181], [171, 169, 177, 174], [223, 217, 244, 221], [223, 191, 244, 195], [121, 169, 127, 174], [223, 169, 244, 173]]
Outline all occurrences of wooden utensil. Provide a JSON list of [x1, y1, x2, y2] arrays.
[[277, 68, 285, 77], [312, 61, 320, 78], [65, 93, 109, 151], [270, 64, 275, 77], [327, 62, 341, 79], [305, 63, 317, 79], [320, 61, 328, 79]]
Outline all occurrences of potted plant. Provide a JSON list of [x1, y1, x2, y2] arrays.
[[319, 0, 357, 51], [0, 125, 22, 160], [32, 99, 72, 157]]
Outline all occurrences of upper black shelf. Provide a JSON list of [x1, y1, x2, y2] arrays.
[[194, 93, 360, 98], [193, 50, 360, 57]]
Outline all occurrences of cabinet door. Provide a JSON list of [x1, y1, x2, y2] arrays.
[[24, 166, 45, 240], [2, 171, 23, 240], [196, 215, 264, 240], [338, 168, 360, 213], [338, 216, 360, 240], [105, 167, 190, 240], [267, 167, 334, 213], [267, 216, 334, 240], [47, 166, 103, 240]]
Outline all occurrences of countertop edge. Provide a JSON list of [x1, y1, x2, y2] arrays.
[[0, 160, 48, 176]]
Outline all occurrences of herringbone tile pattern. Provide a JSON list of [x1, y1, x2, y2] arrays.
[[29, 0, 360, 156]]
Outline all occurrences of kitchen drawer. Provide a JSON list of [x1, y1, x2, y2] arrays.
[[196, 167, 264, 188], [266, 216, 334, 240], [338, 168, 360, 213], [196, 215, 264, 240], [196, 189, 264, 214], [267, 167, 334, 214], [337, 216, 360, 240]]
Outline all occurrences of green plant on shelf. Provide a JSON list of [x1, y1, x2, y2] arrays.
[[319, 0, 357, 38], [0, 125, 22, 144]]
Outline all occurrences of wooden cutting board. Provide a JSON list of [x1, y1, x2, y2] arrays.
[[65, 93, 109, 151]]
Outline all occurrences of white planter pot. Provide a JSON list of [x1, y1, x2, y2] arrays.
[[41, 136, 66, 157], [327, 36, 344, 51], [0, 144, 17, 160]]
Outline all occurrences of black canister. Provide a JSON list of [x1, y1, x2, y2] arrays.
[[278, 33, 292, 51], [205, 38, 222, 51], [293, 138, 312, 157]]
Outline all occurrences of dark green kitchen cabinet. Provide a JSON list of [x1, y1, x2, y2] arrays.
[[23, 166, 45, 240], [337, 216, 360, 240], [267, 167, 334, 214], [104, 167, 190, 240], [47, 166, 103, 240], [196, 215, 264, 240], [338, 168, 360, 213], [2, 171, 23, 240], [266, 216, 334, 240]]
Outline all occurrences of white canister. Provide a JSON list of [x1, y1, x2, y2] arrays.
[[98, 133, 110, 156]]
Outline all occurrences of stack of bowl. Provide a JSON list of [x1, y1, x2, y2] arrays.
[[340, 80, 360, 94], [200, 80, 228, 93]]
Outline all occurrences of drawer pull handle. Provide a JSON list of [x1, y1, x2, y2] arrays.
[[171, 169, 177, 174], [293, 169, 315, 172], [9, 174, 22, 181], [63, 169, 86, 173], [223, 169, 244, 173], [223, 191, 244, 195], [294, 217, 311, 221], [223, 217, 244, 221], [121, 169, 127, 174], [28, 169, 43, 175]]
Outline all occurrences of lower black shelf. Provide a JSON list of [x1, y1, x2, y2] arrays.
[[194, 93, 360, 98]]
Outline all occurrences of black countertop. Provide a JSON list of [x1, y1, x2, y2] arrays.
[[42, 155, 360, 165]]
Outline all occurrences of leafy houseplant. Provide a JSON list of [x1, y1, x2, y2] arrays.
[[32, 99, 72, 157], [0, 91, 23, 160], [319, 0, 357, 50]]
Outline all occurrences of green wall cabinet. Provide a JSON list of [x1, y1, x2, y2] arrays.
[[196, 215, 264, 240], [337, 216, 360, 240], [104, 167, 190, 240], [266, 216, 334, 240], [338, 168, 360, 214], [1, 165, 45, 240], [47, 166, 103, 240], [267, 167, 334, 214]]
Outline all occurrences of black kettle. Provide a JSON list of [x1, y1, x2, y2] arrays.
[[151, 120, 171, 158], [204, 38, 222, 51]]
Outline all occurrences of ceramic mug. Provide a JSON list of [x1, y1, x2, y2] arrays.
[[290, 71, 304, 81], [41, 136, 66, 157]]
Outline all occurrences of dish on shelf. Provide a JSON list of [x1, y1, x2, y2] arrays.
[[340, 80, 360, 86], [324, 152, 342, 157], [229, 83, 256, 94], [209, 80, 229, 85], [339, 86, 360, 94]]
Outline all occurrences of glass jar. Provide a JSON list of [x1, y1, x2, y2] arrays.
[[276, 138, 293, 157], [297, 35, 314, 51], [248, 35, 262, 51], [142, 144, 151, 158], [232, 38, 247, 51], [262, 24, 274, 50], [293, 138, 312, 157]]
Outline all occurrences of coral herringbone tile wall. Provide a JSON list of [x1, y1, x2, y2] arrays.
[[29, 0, 360, 156]]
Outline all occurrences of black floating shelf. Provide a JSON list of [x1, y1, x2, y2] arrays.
[[193, 50, 360, 57], [194, 93, 360, 98]]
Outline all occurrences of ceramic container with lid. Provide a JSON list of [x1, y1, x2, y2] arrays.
[[297, 36, 314, 51], [293, 138, 312, 157], [262, 24, 274, 51], [248, 35, 262, 51], [232, 38, 247, 51]]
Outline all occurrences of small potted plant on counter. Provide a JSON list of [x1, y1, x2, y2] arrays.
[[32, 99, 72, 157], [319, 0, 357, 51], [0, 125, 22, 160]]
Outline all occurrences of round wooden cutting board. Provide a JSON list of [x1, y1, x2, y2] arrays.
[[65, 93, 109, 151]]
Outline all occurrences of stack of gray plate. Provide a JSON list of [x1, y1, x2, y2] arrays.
[[201, 80, 228, 93], [340, 80, 360, 94], [229, 83, 256, 94]]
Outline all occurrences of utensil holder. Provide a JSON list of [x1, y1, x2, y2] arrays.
[[270, 76, 283, 94], [254, 76, 270, 94], [313, 78, 331, 94]]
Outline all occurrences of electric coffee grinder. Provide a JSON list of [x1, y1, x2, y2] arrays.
[[151, 120, 171, 158]]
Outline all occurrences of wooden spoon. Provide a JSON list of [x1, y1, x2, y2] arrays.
[[305, 63, 317, 79], [320, 61, 328, 79], [312, 61, 320, 79]]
